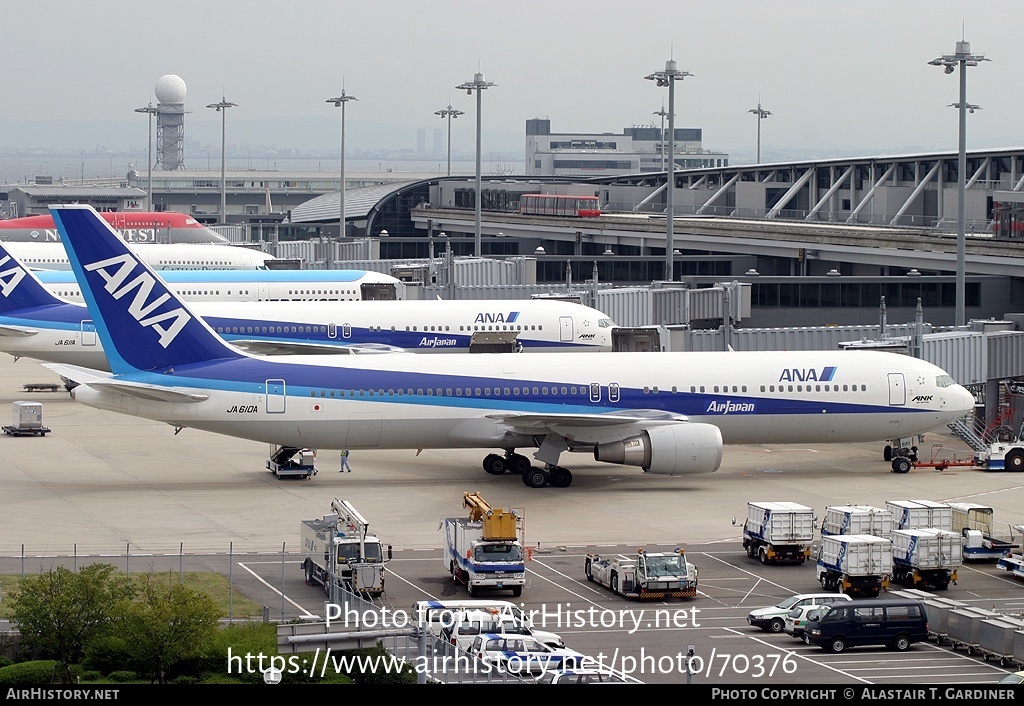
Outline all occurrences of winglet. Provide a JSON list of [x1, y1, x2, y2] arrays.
[[50, 205, 243, 374], [0, 239, 70, 312]]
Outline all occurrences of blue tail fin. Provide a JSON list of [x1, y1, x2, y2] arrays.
[[0, 240, 69, 312], [50, 205, 243, 373]]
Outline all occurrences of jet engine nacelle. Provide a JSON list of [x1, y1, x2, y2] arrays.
[[593, 423, 723, 475]]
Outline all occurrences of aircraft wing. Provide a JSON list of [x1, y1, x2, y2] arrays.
[[0, 324, 39, 337], [42, 363, 209, 404], [230, 339, 406, 355], [486, 410, 689, 443]]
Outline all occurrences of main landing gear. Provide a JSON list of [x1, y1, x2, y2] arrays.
[[482, 451, 532, 475], [520, 465, 573, 489], [481, 450, 574, 488]]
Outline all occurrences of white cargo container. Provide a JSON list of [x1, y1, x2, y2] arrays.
[[742, 501, 815, 564], [815, 533, 893, 597], [2, 401, 50, 436], [891, 527, 962, 590], [821, 505, 894, 539], [886, 499, 953, 531]]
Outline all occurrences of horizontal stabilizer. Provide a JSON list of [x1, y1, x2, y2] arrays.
[[0, 324, 39, 337], [42, 363, 208, 403]]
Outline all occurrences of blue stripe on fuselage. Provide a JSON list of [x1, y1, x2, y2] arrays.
[[115, 358, 926, 418]]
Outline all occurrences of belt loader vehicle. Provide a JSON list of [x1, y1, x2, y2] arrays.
[[742, 501, 815, 564], [891, 527, 962, 590], [815, 534, 893, 597], [584, 547, 698, 599], [301, 498, 392, 599], [442, 492, 526, 598]]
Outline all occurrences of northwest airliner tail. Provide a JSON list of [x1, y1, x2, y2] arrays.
[[50, 205, 243, 373]]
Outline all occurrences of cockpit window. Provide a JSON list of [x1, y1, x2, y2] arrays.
[[935, 375, 955, 388], [598, 318, 615, 328]]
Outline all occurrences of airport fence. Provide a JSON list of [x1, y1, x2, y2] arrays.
[[0, 544, 329, 623], [0, 544, 528, 684]]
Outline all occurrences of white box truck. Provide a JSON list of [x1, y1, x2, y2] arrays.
[[742, 501, 815, 564], [816, 533, 893, 597], [891, 527, 962, 590]]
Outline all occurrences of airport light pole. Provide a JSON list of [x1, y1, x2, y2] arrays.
[[653, 106, 669, 171], [259, 145, 270, 170], [929, 40, 989, 328], [241, 145, 252, 170], [135, 102, 156, 208], [206, 96, 237, 224], [327, 89, 358, 239], [645, 59, 692, 281], [456, 73, 495, 257], [435, 104, 464, 176], [748, 101, 771, 164]]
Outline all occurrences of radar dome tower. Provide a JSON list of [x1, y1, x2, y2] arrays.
[[154, 74, 187, 170]]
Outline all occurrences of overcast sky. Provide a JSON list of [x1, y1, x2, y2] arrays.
[[2, 1, 1021, 162]]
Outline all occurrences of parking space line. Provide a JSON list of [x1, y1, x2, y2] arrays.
[[236, 561, 312, 615]]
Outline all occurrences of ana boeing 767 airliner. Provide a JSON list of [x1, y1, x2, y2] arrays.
[[0, 240, 614, 368], [44, 205, 976, 488]]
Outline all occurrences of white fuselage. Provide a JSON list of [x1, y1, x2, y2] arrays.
[[69, 350, 974, 453], [35, 270, 402, 304], [5, 241, 276, 271], [0, 299, 614, 368]]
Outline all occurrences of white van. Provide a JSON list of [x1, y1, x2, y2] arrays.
[[412, 600, 564, 648], [747, 593, 852, 633]]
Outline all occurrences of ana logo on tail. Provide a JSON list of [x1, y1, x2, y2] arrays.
[[0, 255, 26, 297], [84, 253, 191, 348]]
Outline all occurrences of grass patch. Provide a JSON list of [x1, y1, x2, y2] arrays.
[[0, 572, 263, 621]]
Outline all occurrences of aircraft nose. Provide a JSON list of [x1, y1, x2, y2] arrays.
[[954, 385, 976, 415]]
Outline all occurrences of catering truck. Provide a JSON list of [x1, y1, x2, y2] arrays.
[[815, 534, 893, 597], [301, 498, 392, 598], [886, 499, 953, 531], [442, 492, 526, 597], [820, 505, 894, 539], [742, 501, 815, 564], [890, 527, 962, 590], [585, 547, 698, 599]]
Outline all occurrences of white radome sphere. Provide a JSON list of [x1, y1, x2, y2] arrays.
[[154, 74, 187, 104]]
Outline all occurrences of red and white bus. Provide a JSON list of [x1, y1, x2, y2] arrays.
[[519, 194, 601, 218]]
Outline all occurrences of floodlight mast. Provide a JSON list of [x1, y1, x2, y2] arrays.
[[456, 73, 495, 257], [206, 96, 237, 224], [645, 59, 692, 281], [929, 40, 989, 327], [327, 89, 358, 239], [435, 104, 464, 177]]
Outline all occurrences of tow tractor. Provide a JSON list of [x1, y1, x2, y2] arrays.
[[267, 445, 317, 479], [585, 547, 698, 599], [972, 422, 1024, 472]]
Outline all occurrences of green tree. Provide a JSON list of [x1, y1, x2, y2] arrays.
[[116, 572, 222, 684], [10, 564, 131, 683]]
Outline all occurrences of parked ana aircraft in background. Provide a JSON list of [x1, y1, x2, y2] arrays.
[[4, 240, 277, 271], [0, 211, 229, 243], [0, 241, 614, 369], [34, 268, 403, 303], [45, 205, 976, 488]]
